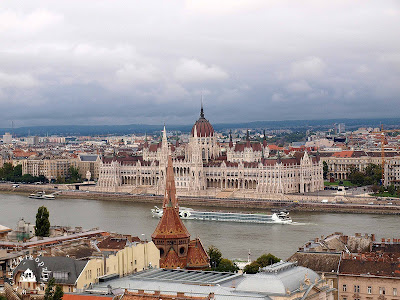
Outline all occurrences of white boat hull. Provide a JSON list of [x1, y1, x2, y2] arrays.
[[151, 206, 292, 224]]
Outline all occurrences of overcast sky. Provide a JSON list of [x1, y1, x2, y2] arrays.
[[0, 0, 399, 127]]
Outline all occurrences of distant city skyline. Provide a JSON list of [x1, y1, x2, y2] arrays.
[[1, 0, 399, 127]]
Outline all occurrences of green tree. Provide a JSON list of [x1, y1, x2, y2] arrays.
[[379, 186, 385, 194], [35, 206, 50, 237], [67, 166, 82, 183], [0, 295, 7, 300], [388, 185, 396, 195], [323, 161, 329, 180], [53, 285, 64, 300], [243, 253, 280, 274], [44, 278, 63, 300], [255, 253, 280, 266], [13, 164, 22, 178], [216, 258, 239, 273], [207, 246, 222, 270]]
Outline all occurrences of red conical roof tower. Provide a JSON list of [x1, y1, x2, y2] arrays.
[[152, 155, 209, 270]]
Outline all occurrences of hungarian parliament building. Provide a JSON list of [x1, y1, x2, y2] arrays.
[[97, 107, 324, 197]]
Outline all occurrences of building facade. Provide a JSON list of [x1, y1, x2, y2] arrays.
[[98, 108, 324, 196], [338, 253, 400, 300]]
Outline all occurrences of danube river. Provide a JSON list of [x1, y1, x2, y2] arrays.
[[0, 193, 399, 260]]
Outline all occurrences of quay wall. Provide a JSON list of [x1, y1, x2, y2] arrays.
[[1, 183, 399, 215]]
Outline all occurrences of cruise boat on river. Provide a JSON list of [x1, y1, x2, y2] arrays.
[[151, 206, 292, 224], [28, 191, 56, 200]]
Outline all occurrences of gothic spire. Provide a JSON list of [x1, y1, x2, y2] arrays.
[[163, 156, 178, 210], [200, 97, 204, 118]]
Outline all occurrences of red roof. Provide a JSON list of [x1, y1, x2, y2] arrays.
[[191, 107, 214, 137], [63, 294, 113, 300], [332, 151, 354, 158]]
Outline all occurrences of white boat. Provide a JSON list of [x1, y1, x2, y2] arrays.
[[28, 191, 56, 200], [151, 206, 292, 224]]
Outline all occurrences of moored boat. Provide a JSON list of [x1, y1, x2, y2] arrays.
[[28, 191, 56, 200]]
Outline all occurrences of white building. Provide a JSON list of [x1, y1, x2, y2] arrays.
[[98, 107, 324, 196], [3, 132, 12, 144]]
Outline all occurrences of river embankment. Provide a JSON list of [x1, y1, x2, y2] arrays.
[[1, 183, 400, 215]]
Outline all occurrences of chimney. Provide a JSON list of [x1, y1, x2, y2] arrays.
[[371, 234, 376, 241], [154, 291, 160, 296], [177, 292, 185, 298]]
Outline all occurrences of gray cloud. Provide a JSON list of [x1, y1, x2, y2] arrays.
[[0, 0, 399, 127]]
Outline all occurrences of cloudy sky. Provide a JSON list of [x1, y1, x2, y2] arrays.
[[0, 0, 399, 127]]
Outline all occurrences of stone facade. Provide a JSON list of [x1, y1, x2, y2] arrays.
[[98, 108, 323, 196]]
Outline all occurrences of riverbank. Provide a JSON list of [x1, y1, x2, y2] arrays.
[[2, 183, 400, 215]]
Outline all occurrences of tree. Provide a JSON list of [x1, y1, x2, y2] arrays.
[[35, 206, 50, 237], [371, 184, 380, 194], [388, 185, 396, 195], [53, 285, 64, 300], [44, 278, 63, 300], [68, 166, 82, 183], [323, 161, 329, 180], [255, 253, 280, 266], [207, 246, 222, 270], [243, 253, 280, 274], [216, 258, 239, 273]]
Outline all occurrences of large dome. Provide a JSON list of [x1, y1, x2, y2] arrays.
[[191, 106, 214, 137]]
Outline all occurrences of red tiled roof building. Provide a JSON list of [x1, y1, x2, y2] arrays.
[[152, 156, 209, 270]]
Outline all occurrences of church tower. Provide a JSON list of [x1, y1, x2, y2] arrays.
[[152, 156, 209, 269]]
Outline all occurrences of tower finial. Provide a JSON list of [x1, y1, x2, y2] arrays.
[[200, 94, 204, 118]]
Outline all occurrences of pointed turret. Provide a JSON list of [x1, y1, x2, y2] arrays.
[[229, 130, 233, 148], [263, 129, 268, 147], [200, 99, 204, 118], [144, 133, 148, 148], [245, 130, 251, 148], [162, 125, 167, 142], [163, 156, 178, 209]]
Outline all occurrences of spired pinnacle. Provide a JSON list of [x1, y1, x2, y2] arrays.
[[200, 99, 204, 118], [163, 156, 178, 210]]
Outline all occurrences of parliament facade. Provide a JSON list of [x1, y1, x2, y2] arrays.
[[97, 107, 324, 197]]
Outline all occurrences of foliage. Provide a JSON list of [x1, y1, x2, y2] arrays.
[[371, 184, 380, 193], [373, 185, 400, 198], [324, 180, 355, 187], [44, 278, 63, 300], [348, 164, 382, 186], [0, 295, 7, 300], [216, 258, 239, 273], [207, 246, 238, 273], [207, 245, 222, 269], [323, 161, 329, 180], [387, 185, 396, 195], [35, 206, 50, 237], [0, 163, 47, 183], [56, 166, 82, 184], [243, 253, 280, 274]]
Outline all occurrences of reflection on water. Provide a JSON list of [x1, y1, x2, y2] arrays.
[[0, 193, 399, 260]]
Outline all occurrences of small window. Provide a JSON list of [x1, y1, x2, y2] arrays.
[[354, 285, 360, 293], [368, 286, 372, 294], [394, 288, 397, 296], [343, 285, 347, 292], [380, 287, 386, 295]]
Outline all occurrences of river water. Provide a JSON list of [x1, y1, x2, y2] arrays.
[[0, 193, 399, 260]]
